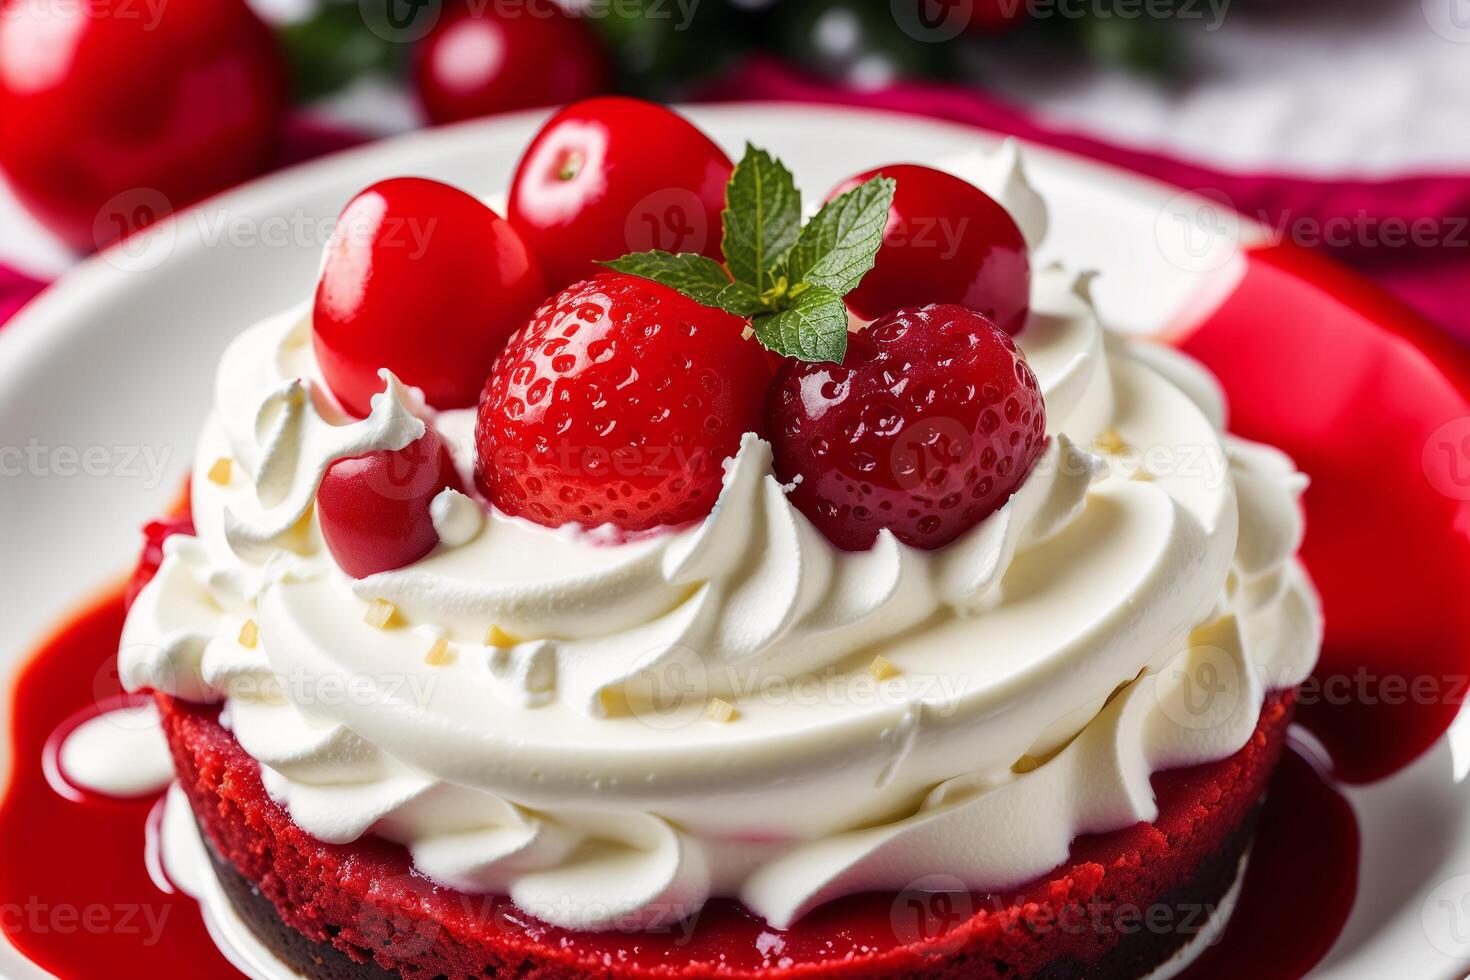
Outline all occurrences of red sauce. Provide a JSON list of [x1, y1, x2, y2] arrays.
[[1177, 743, 1360, 980], [3, 243, 1465, 978], [0, 589, 241, 978]]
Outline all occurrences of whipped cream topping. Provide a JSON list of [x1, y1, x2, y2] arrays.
[[120, 144, 1321, 933]]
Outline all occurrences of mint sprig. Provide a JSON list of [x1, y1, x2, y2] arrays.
[[602, 144, 896, 364]]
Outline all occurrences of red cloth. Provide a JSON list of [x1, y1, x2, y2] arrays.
[[703, 59, 1470, 345]]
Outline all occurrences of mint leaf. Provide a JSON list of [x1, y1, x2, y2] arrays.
[[752, 285, 849, 363], [783, 176, 896, 297], [602, 251, 731, 306], [722, 145, 801, 295], [716, 281, 766, 317]]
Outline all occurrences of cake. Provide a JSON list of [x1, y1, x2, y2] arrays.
[[119, 97, 1321, 979]]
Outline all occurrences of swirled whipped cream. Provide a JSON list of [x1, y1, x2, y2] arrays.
[[121, 142, 1321, 933]]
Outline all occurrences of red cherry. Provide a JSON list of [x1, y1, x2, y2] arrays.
[[312, 177, 547, 418], [475, 274, 770, 531], [508, 97, 733, 291], [317, 428, 461, 579], [767, 304, 1046, 552], [0, 0, 285, 251], [830, 164, 1030, 334], [414, 1, 610, 125]]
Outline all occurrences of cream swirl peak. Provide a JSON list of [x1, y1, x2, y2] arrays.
[[120, 143, 1321, 933]]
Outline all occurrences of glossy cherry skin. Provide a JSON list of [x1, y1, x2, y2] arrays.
[[830, 163, 1030, 334], [508, 97, 733, 291], [0, 0, 285, 251], [476, 274, 770, 532], [317, 428, 461, 579], [767, 304, 1046, 551], [313, 177, 547, 418], [414, 1, 610, 124]]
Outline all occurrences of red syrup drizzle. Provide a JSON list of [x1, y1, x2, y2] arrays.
[[0, 589, 240, 978], [1, 242, 1465, 978]]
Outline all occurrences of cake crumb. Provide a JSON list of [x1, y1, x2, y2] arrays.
[[1093, 427, 1127, 455], [237, 619, 259, 649], [704, 698, 738, 724], [868, 655, 898, 681], [424, 636, 451, 666], [207, 457, 233, 486], [363, 599, 398, 629]]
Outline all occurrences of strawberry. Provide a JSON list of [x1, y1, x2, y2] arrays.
[[766, 304, 1047, 551], [474, 274, 770, 531]]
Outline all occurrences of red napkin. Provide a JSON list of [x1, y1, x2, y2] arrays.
[[703, 58, 1470, 346]]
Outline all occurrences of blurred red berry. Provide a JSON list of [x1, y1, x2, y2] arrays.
[[0, 0, 285, 251], [414, 0, 610, 125]]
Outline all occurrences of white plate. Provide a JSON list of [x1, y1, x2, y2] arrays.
[[0, 103, 1465, 980]]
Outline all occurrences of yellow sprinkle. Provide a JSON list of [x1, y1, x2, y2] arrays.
[[704, 698, 738, 724], [207, 457, 233, 486], [1093, 427, 1127, 455], [868, 655, 898, 681], [237, 618, 259, 649], [363, 598, 398, 629], [424, 635, 451, 666], [486, 624, 518, 648], [1012, 755, 1040, 774]]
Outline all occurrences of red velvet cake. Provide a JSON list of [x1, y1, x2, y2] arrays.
[[115, 98, 1323, 980]]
